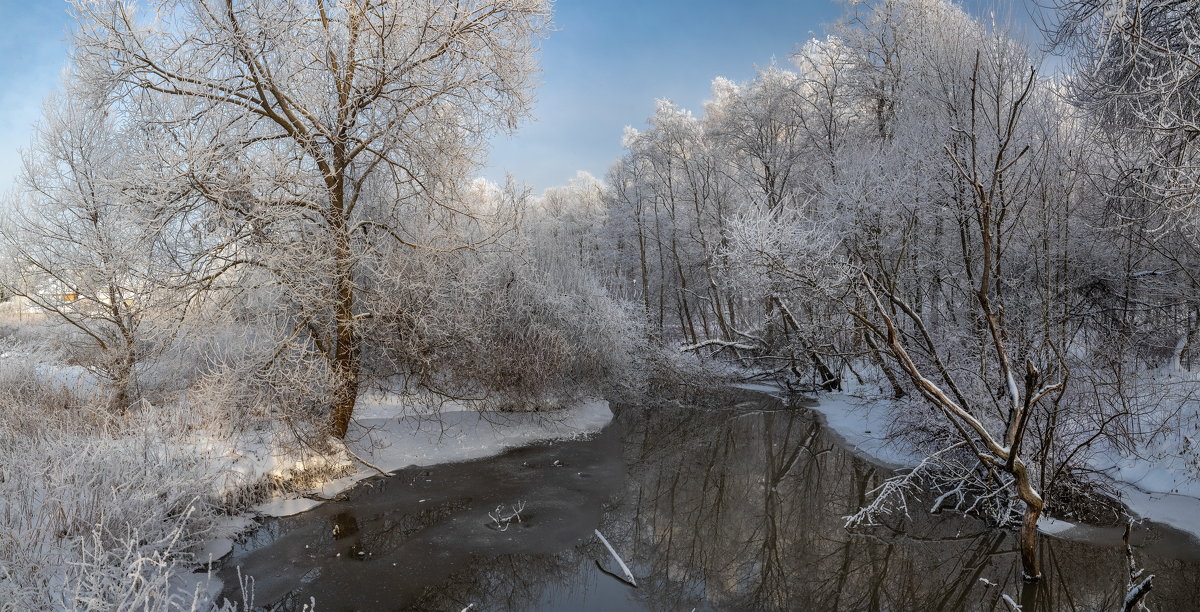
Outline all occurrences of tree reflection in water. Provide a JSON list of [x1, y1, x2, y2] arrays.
[[228, 389, 1200, 611], [409, 390, 1200, 611]]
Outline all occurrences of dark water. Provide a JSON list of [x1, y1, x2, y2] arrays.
[[220, 388, 1200, 611]]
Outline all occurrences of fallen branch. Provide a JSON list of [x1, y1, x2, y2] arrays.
[[1123, 576, 1153, 612], [680, 339, 757, 353], [343, 445, 391, 478], [1123, 520, 1154, 611], [488, 501, 526, 531]]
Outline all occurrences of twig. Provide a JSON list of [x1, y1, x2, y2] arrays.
[[1000, 593, 1021, 611], [342, 445, 391, 478]]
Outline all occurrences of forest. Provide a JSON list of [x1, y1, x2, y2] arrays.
[[1, 0, 1198, 609]]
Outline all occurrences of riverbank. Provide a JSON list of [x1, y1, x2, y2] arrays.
[[252, 395, 613, 517], [0, 337, 614, 612], [213, 386, 1200, 610], [791, 388, 1200, 544]]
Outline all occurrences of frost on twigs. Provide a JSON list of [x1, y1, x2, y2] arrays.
[[844, 442, 1021, 530], [0, 406, 237, 609], [487, 501, 526, 532]]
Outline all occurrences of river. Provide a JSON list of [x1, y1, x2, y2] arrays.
[[219, 387, 1200, 610]]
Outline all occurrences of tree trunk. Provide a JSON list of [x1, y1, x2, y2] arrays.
[[864, 332, 905, 399], [1014, 461, 1044, 581], [1018, 500, 1042, 581], [328, 189, 359, 439]]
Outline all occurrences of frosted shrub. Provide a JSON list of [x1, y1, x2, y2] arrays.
[[0, 341, 101, 437], [0, 350, 253, 611], [0, 417, 233, 610], [361, 239, 645, 412], [456, 264, 644, 410]]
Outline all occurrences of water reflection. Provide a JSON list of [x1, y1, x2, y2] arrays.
[[223, 389, 1200, 610], [607, 392, 1200, 611]]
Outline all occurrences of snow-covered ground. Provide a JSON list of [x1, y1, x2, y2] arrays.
[[1090, 452, 1200, 542], [802, 393, 927, 470]]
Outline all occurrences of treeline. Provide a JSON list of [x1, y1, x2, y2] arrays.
[[595, 0, 1197, 387], [559, 0, 1200, 581]]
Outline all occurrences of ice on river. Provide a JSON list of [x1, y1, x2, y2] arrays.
[[253, 396, 613, 517]]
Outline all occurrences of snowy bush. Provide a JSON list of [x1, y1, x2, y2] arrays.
[[0, 406, 233, 610], [446, 259, 646, 410]]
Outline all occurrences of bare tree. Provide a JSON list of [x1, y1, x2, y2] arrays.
[[69, 0, 552, 437], [852, 44, 1067, 580], [1, 88, 179, 411]]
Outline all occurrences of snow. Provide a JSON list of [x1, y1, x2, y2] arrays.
[[253, 497, 324, 518], [251, 396, 614, 515], [194, 538, 235, 563], [1079, 370, 1200, 542], [168, 571, 225, 609], [192, 517, 254, 562], [0, 346, 97, 394], [1108, 485, 1200, 542], [1036, 516, 1076, 536], [730, 382, 788, 395], [804, 392, 927, 470]]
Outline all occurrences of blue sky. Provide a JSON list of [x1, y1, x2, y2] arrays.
[[482, 0, 845, 190], [0, 1, 73, 195], [0, 1, 1044, 195]]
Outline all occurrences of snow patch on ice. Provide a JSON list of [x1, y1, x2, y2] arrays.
[[194, 538, 234, 562], [251, 396, 614, 517], [168, 571, 225, 609], [730, 382, 786, 395], [805, 393, 926, 470], [1080, 379, 1200, 542], [254, 497, 324, 518], [1109, 483, 1200, 542], [1037, 516, 1076, 536]]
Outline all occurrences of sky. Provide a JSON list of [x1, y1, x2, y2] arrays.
[[0, 1, 73, 196], [481, 0, 844, 190], [0, 1, 1048, 196]]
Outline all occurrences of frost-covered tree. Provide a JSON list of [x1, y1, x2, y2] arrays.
[[1, 87, 180, 411], [1052, 0, 1200, 221], [607, 101, 739, 345], [68, 0, 552, 437], [1051, 0, 1200, 366]]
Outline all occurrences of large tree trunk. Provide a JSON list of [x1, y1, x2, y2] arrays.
[[328, 190, 359, 440], [1018, 501, 1042, 581]]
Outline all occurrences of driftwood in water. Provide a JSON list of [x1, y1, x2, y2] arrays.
[[1123, 521, 1154, 612], [594, 529, 637, 587]]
